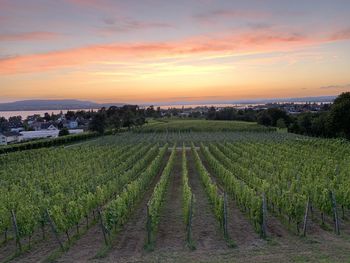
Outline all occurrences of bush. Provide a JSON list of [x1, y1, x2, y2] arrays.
[[59, 128, 69, 137]]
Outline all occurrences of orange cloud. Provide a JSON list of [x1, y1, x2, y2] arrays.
[[0, 31, 60, 41], [320, 83, 350, 90], [0, 29, 347, 75]]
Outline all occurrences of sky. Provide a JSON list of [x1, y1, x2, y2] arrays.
[[0, 0, 350, 104]]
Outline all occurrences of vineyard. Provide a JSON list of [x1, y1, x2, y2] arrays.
[[0, 123, 350, 262], [137, 119, 276, 133]]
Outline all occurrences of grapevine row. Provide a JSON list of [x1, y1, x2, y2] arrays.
[[199, 143, 264, 236], [102, 143, 168, 236], [190, 143, 225, 231], [182, 144, 194, 246], [146, 144, 176, 247]]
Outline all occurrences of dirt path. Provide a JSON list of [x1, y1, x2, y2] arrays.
[[226, 199, 263, 248], [196, 148, 262, 249], [186, 149, 227, 251], [0, 235, 16, 262], [55, 218, 104, 263], [16, 235, 58, 263], [266, 213, 292, 238], [11, 216, 94, 263], [0, 220, 66, 263], [97, 152, 171, 262], [154, 150, 186, 252]]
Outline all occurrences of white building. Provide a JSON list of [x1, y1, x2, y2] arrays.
[[30, 122, 59, 131], [47, 124, 58, 130], [10, 127, 25, 133], [20, 130, 59, 141], [0, 132, 22, 145], [19, 129, 84, 141], [0, 133, 6, 145], [68, 129, 84, 135]]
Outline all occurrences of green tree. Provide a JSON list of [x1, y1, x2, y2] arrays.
[[0, 117, 9, 132], [58, 127, 69, 137], [122, 110, 135, 130], [297, 113, 312, 135], [146, 106, 156, 118], [266, 108, 290, 126], [108, 113, 122, 131], [43, 113, 51, 122], [206, 107, 217, 120], [276, 118, 287, 129], [328, 92, 350, 139], [257, 111, 272, 126], [89, 111, 107, 134]]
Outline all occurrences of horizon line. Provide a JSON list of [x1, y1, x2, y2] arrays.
[[0, 94, 338, 106]]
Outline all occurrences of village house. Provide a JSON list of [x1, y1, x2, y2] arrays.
[[0, 131, 22, 145], [30, 121, 58, 131], [68, 119, 79, 129], [63, 118, 79, 129], [20, 130, 59, 141], [41, 122, 58, 130]]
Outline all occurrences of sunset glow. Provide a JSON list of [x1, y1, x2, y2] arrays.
[[1, 0, 350, 103]]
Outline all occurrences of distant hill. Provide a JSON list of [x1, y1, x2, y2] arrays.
[[0, 96, 337, 111], [0, 100, 125, 111]]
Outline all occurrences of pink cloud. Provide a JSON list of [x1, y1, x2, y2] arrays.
[[0, 28, 348, 75], [0, 31, 60, 41], [330, 27, 350, 41], [65, 0, 117, 10], [99, 17, 173, 34], [65, 0, 102, 7]]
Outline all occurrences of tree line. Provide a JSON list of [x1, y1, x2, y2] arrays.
[[88, 105, 147, 134], [206, 92, 350, 140], [257, 92, 350, 139], [288, 93, 350, 139]]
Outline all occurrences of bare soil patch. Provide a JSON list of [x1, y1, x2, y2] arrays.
[[154, 150, 186, 251], [186, 149, 227, 251]]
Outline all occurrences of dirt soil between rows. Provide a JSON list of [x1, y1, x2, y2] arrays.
[[154, 150, 186, 251]]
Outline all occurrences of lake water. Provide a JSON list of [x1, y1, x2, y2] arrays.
[[0, 109, 96, 119]]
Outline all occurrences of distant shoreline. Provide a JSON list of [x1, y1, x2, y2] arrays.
[[0, 109, 98, 119], [0, 108, 97, 112], [0, 95, 336, 112]]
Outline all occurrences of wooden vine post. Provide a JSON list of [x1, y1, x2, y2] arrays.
[[45, 209, 64, 250], [11, 210, 22, 252], [187, 194, 194, 242], [330, 191, 340, 235], [223, 192, 228, 239], [97, 208, 109, 245], [146, 204, 152, 245], [302, 197, 310, 237], [261, 192, 267, 239]]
